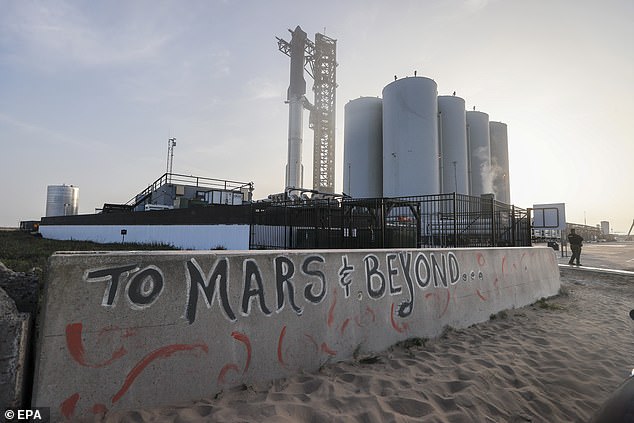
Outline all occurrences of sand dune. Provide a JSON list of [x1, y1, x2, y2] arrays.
[[97, 269, 633, 422]]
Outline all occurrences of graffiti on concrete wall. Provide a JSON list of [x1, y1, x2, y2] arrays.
[[54, 249, 548, 419], [83, 251, 475, 324]]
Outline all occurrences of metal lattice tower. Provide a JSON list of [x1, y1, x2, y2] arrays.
[[277, 28, 337, 194], [310, 33, 337, 193]]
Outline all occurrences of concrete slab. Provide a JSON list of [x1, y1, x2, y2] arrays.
[[32, 247, 560, 420], [558, 263, 634, 278], [552, 241, 634, 272], [0, 287, 31, 408]]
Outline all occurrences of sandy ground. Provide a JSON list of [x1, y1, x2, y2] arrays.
[[94, 266, 633, 423]]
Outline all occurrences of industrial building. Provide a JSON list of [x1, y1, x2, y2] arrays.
[[36, 26, 532, 251]]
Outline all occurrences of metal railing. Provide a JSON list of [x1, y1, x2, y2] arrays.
[[125, 173, 254, 208], [249, 193, 531, 250]]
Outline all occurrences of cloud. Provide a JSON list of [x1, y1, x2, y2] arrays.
[[463, 0, 492, 13], [109, 48, 232, 109], [245, 77, 284, 101], [0, 111, 106, 150], [1, 1, 176, 69]]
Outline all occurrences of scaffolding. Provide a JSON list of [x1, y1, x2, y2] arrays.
[[310, 33, 337, 193], [277, 27, 337, 194]]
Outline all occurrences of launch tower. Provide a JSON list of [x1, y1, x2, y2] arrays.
[[277, 26, 337, 194]]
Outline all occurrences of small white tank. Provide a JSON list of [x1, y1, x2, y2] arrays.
[[438, 96, 469, 194], [343, 97, 383, 198], [46, 185, 79, 216], [600, 221, 609, 235], [466, 111, 491, 196], [382, 76, 439, 197], [489, 121, 511, 204]]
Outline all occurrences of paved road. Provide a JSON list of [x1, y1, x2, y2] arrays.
[[547, 241, 634, 272]]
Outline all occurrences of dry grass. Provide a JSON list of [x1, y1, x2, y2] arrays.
[[0, 230, 177, 280]]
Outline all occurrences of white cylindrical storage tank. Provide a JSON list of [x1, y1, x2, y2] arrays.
[[489, 121, 511, 204], [438, 96, 469, 194], [45, 185, 79, 217], [600, 221, 609, 235], [466, 111, 491, 196], [343, 97, 383, 198], [382, 76, 439, 197]]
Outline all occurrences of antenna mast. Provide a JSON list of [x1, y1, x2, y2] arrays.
[[167, 137, 176, 181]]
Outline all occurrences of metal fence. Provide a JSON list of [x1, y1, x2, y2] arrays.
[[249, 193, 531, 250]]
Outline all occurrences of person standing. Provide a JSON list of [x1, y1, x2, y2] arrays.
[[567, 228, 584, 266]]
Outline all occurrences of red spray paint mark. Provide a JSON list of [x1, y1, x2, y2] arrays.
[[476, 289, 487, 301], [66, 323, 127, 368], [320, 342, 337, 356], [60, 392, 80, 419], [390, 303, 410, 333], [520, 252, 528, 271], [340, 318, 351, 335], [112, 343, 208, 404], [97, 325, 119, 336], [476, 253, 486, 266], [501, 256, 507, 274], [277, 326, 287, 367], [123, 328, 137, 338], [440, 290, 451, 317], [355, 306, 376, 327], [304, 334, 320, 352], [424, 291, 451, 318], [97, 325, 137, 339], [231, 331, 252, 373], [91, 403, 107, 415], [327, 288, 337, 328], [218, 363, 240, 385], [493, 277, 499, 288], [366, 306, 376, 322], [278, 328, 323, 368]]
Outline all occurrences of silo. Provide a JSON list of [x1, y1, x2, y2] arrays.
[[466, 111, 491, 196], [438, 96, 469, 194], [600, 221, 609, 235], [489, 121, 511, 204], [382, 76, 439, 197], [45, 185, 79, 217], [343, 97, 383, 198]]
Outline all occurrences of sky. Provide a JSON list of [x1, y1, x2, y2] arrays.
[[1, 0, 633, 233]]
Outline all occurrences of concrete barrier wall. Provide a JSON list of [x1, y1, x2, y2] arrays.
[[32, 247, 559, 420], [0, 288, 31, 408], [39, 224, 250, 250]]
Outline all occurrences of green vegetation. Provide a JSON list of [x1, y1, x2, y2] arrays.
[[394, 337, 428, 350], [0, 230, 177, 281], [534, 297, 565, 311], [358, 355, 382, 365], [490, 310, 509, 320]]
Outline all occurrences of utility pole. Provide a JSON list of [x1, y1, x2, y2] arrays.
[[167, 137, 176, 182]]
